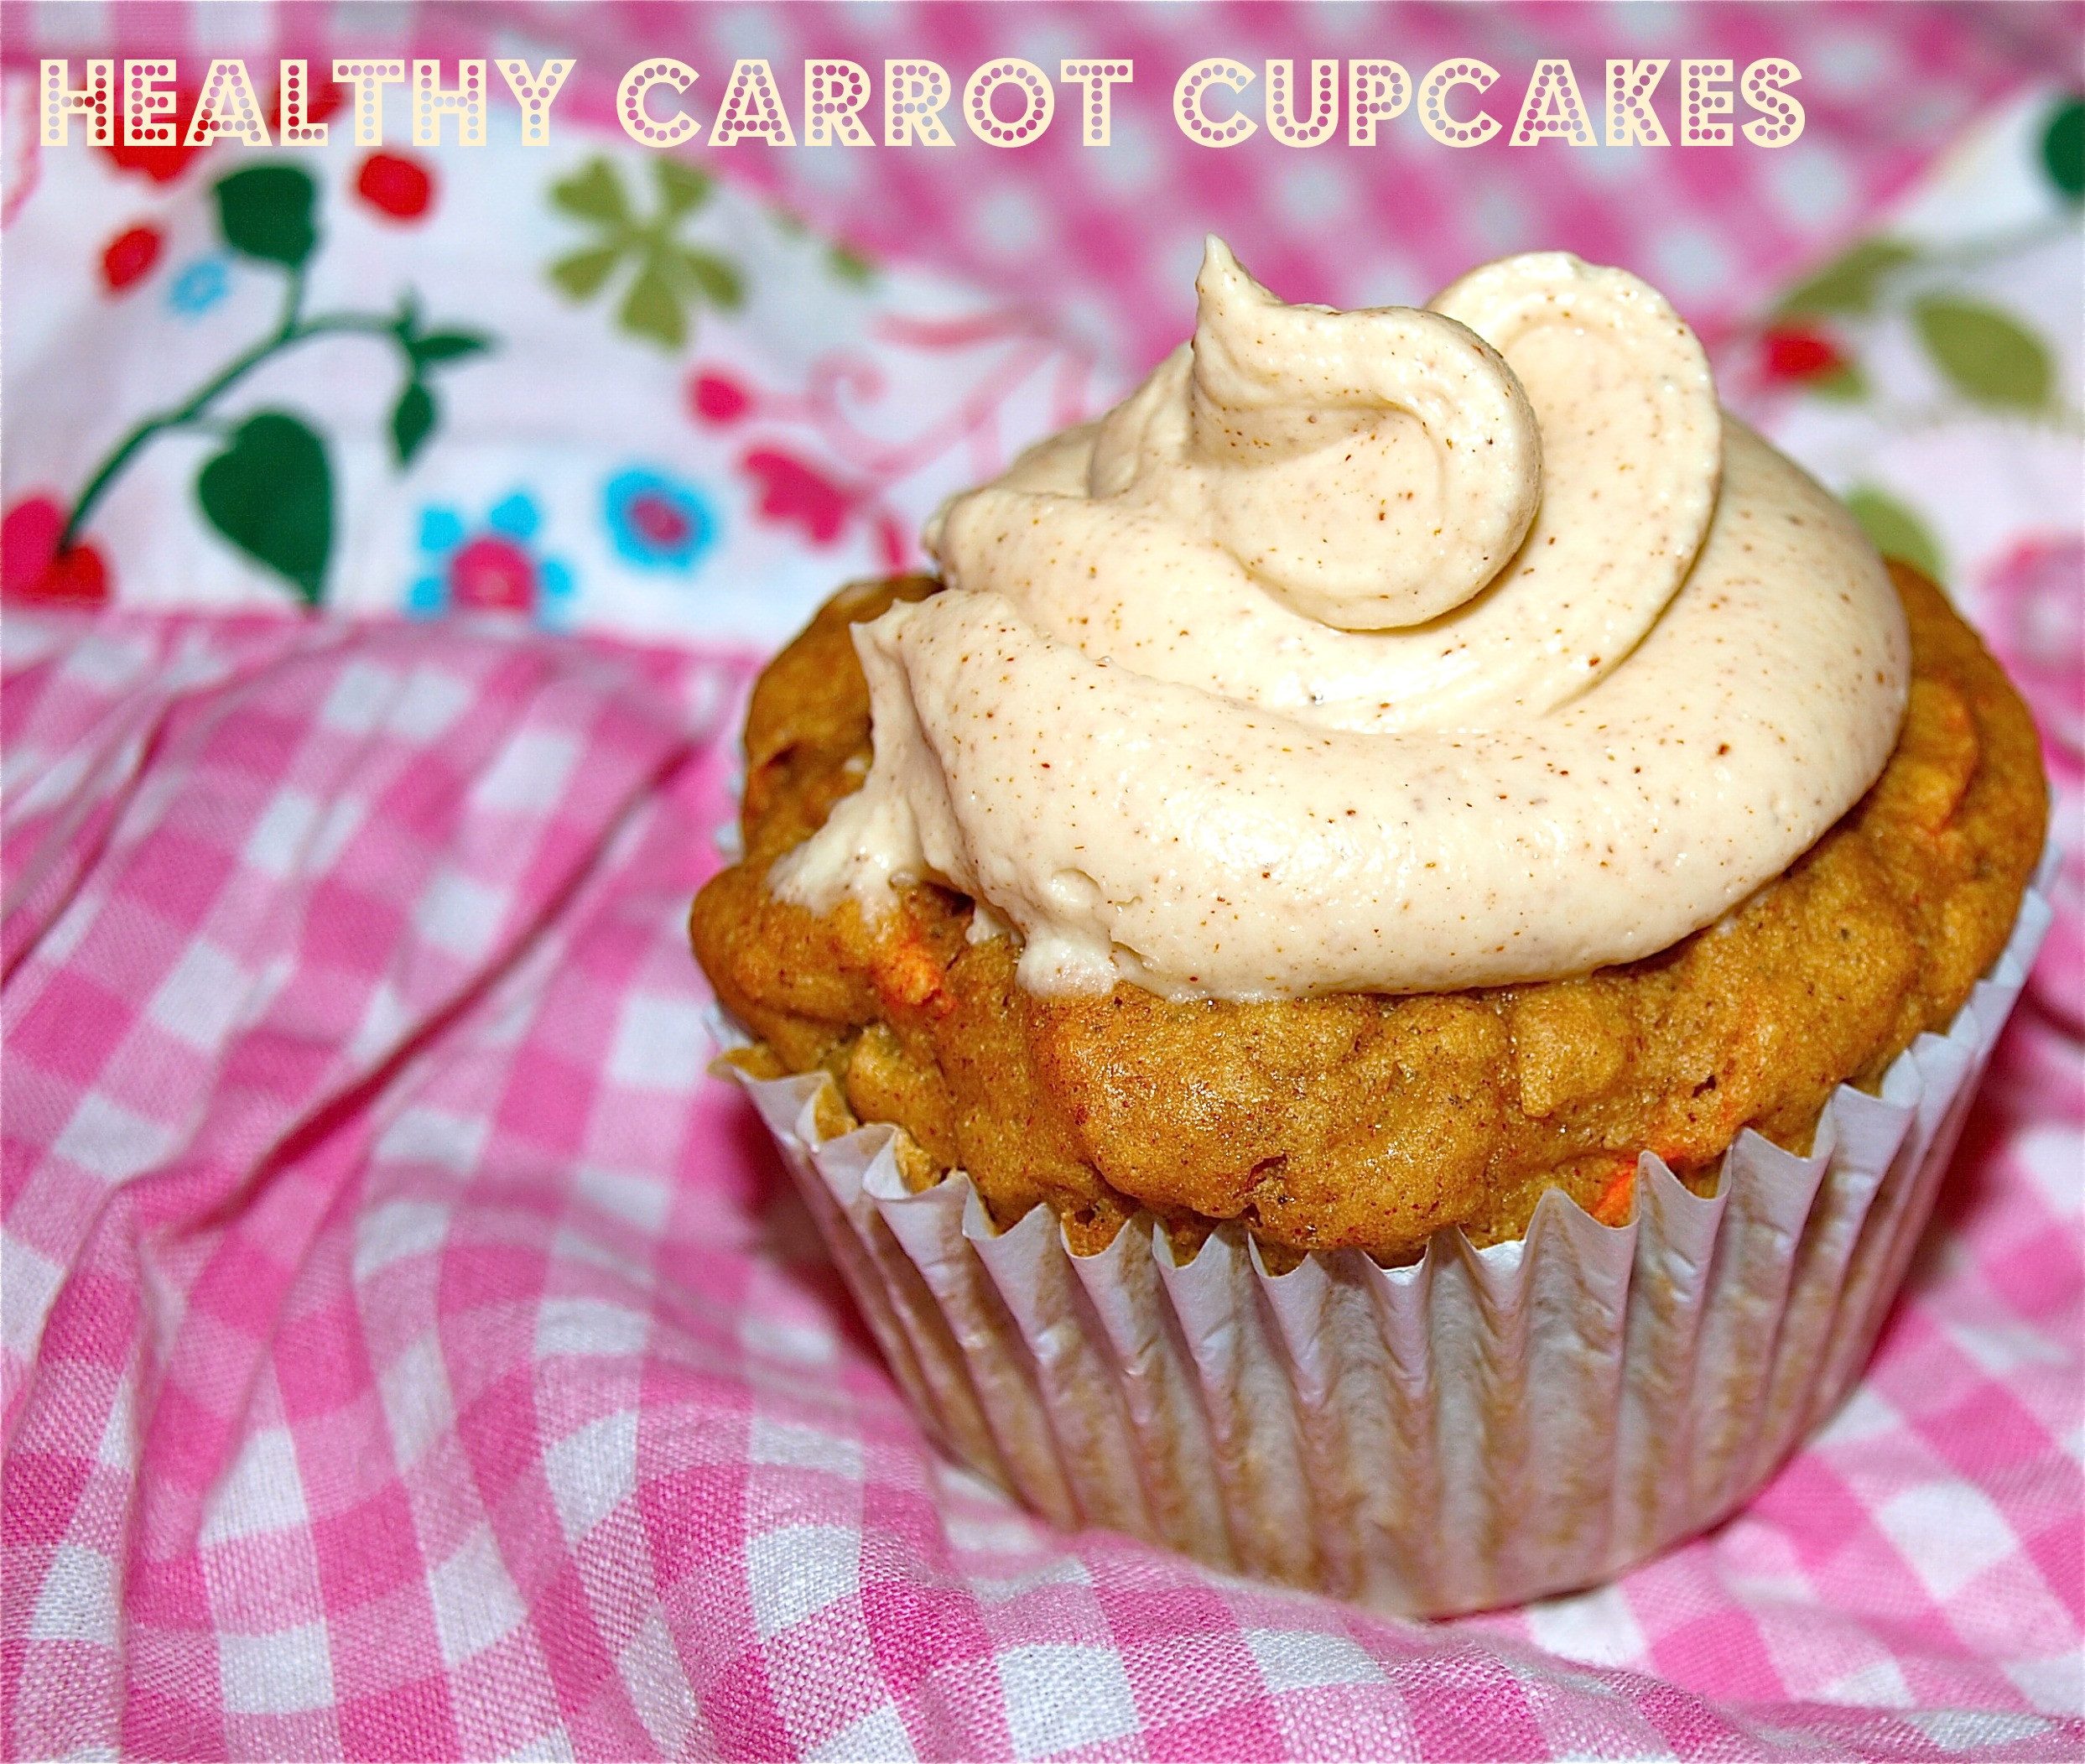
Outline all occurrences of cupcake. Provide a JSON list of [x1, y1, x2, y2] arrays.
[[690, 242, 2050, 1614]]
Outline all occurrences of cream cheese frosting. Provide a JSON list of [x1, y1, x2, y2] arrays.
[[772, 240, 1911, 1002]]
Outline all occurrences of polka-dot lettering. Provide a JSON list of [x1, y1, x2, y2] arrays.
[[1604, 59, 1670, 146], [1266, 58, 1337, 148], [1172, 58, 1257, 148], [1741, 58, 1804, 148], [884, 60, 954, 145], [1058, 60, 1132, 146], [40, 59, 114, 147], [413, 59, 485, 147], [277, 58, 327, 145], [804, 60, 872, 146], [1510, 58, 1592, 147], [184, 59, 270, 148], [964, 58, 1053, 148], [1417, 57, 1500, 148], [1347, 60, 1409, 146], [711, 58, 796, 146], [616, 59, 700, 148], [122, 60, 177, 147], [332, 60, 406, 146], [1680, 59, 1734, 147], [495, 57, 573, 146]]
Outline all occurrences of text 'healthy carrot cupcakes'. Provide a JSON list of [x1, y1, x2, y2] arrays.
[[692, 242, 2050, 1616]]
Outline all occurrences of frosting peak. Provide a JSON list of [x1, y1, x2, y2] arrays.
[[775, 242, 1909, 1002], [1133, 238, 1544, 629]]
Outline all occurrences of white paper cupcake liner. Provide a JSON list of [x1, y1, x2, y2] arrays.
[[720, 856, 2054, 1617]]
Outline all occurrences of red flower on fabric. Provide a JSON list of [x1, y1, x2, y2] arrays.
[[101, 224, 164, 293], [689, 371, 752, 424], [31, 546, 110, 606], [101, 82, 206, 184], [97, 76, 344, 187], [1760, 325, 1846, 382], [356, 153, 434, 222], [741, 450, 852, 546], [447, 534, 538, 612], [689, 367, 915, 563], [3, 497, 111, 606]]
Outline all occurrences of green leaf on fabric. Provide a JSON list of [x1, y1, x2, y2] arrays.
[[392, 381, 435, 465], [1911, 297, 2052, 410], [679, 249, 744, 311], [826, 242, 876, 287], [1808, 360, 1869, 402], [1844, 487, 1942, 580], [196, 412, 331, 603], [215, 165, 318, 268], [2042, 96, 2083, 200], [619, 265, 686, 348], [549, 246, 622, 301], [549, 159, 630, 226], [1775, 239, 1916, 318], [409, 330, 491, 366], [654, 158, 714, 217]]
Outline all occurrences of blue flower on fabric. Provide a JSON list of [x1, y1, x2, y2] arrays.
[[604, 468, 715, 571], [407, 492, 575, 624], [166, 254, 231, 319]]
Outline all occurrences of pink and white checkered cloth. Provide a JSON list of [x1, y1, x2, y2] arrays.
[[3, 608, 2078, 1761], [10, 3, 2074, 378]]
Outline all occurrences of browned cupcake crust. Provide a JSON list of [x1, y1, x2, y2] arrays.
[[691, 564, 2046, 1262]]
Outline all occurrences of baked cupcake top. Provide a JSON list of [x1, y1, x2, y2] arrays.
[[772, 241, 1909, 1002]]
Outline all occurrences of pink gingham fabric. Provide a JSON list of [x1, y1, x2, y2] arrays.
[[5, 2, 2082, 1755], [481, 0, 2076, 370], [8, 2, 2073, 376], [4, 608, 2080, 1761]]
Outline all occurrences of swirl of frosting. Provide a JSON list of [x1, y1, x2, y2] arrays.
[[772, 241, 1910, 1002]]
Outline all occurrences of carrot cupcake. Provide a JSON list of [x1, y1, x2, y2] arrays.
[[692, 242, 2050, 1613]]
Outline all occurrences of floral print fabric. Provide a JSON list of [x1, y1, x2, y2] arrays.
[[0, 101, 1109, 648]]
